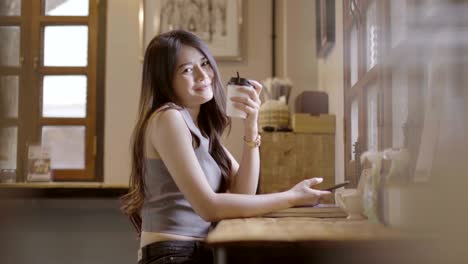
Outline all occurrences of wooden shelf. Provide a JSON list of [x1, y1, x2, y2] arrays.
[[0, 182, 129, 198], [0, 182, 128, 189]]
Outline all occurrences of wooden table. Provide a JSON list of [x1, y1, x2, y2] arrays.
[[206, 217, 431, 264]]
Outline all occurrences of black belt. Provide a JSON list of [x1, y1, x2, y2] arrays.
[[140, 240, 213, 263]]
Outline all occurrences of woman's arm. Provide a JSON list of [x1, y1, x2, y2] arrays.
[[226, 79, 262, 194], [223, 145, 259, 195], [151, 110, 330, 222]]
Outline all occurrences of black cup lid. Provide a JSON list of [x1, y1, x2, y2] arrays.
[[228, 77, 251, 86]]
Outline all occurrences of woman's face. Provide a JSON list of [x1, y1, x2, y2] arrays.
[[172, 44, 214, 108]]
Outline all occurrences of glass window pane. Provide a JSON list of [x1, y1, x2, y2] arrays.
[[392, 66, 409, 148], [43, 26, 88, 67], [0, 0, 21, 16], [45, 0, 89, 16], [0, 75, 19, 118], [0, 26, 20, 67], [366, 1, 379, 71], [41, 126, 85, 169], [367, 85, 378, 151], [351, 99, 359, 158], [0, 127, 18, 170], [42, 75, 87, 118], [391, 0, 407, 48], [350, 23, 358, 86]]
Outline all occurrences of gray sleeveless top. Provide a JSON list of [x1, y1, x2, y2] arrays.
[[141, 108, 223, 238]]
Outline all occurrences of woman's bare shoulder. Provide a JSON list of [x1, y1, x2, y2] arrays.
[[147, 107, 191, 147], [148, 103, 183, 127], [149, 108, 184, 132]]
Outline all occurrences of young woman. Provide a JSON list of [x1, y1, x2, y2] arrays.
[[122, 29, 330, 264]]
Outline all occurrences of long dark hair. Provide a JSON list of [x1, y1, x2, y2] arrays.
[[121, 30, 232, 231]]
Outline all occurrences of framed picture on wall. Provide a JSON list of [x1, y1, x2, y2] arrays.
[[315, 0, 335, 58], [139, 0, 244, 61]]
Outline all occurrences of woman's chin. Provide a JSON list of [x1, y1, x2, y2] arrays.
[[198, 93, 214, 104], [182, 91, 213, 106]]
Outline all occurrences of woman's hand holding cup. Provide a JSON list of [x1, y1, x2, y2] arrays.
[[226, 75, 262, 140]]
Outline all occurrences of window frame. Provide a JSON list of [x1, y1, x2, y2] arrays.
[[343, 0, 387, 186], [0, 0, 105, 182], [343, 0, 433, 185]]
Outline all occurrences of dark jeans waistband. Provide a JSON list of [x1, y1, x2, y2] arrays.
[[140, 240, 213, 264], [142, 240, 199, 257]]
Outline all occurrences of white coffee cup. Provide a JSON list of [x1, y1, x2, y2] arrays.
[[335, 189, 364, 220], [226, 74, 253, 119], [226, 83, 252, 119]]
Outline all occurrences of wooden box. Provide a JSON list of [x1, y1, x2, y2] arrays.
[[291, 114, 335, 134], [259, 132, 335, 202]]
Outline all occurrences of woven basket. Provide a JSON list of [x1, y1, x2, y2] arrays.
[[259, 100, 290, 130]]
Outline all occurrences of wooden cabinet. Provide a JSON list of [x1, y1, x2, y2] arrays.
[[259, 132, 335, 198]]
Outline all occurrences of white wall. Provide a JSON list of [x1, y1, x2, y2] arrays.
[[317, 1, 345, 183], [104, 0, 141, 184], [104, 0, 274, 184], [276, 0, 318, 108], [219, 0, 273, 161], [223, 0, 320, 161], [276, 0, 342, 183]]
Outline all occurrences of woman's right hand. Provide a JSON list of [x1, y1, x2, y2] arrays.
[[287, 178, 331, 207]]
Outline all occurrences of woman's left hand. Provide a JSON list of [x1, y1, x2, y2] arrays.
[[230, 80, 262, 137]]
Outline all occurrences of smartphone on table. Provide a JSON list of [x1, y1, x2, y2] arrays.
[[325, 181, 350, 192]]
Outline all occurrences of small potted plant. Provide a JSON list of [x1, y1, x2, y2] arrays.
[[259, 77, 293, 132]]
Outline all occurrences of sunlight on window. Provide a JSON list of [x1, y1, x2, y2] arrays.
[[0, 127, 17, 170], [45, 0, 89, 16], [42, 126, 85, 169], [0, 26, 20, 67], [390, 0, 407, 48], [43, 75, 87, 118], [0, 0, 21, 16], [367, 85, 378, 151], [392, 67, 409, 148], [44, 26, 88, 67], [350, 24, 358, 86], [366, 1, 378, 70], [0, 76, 19, 118]]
